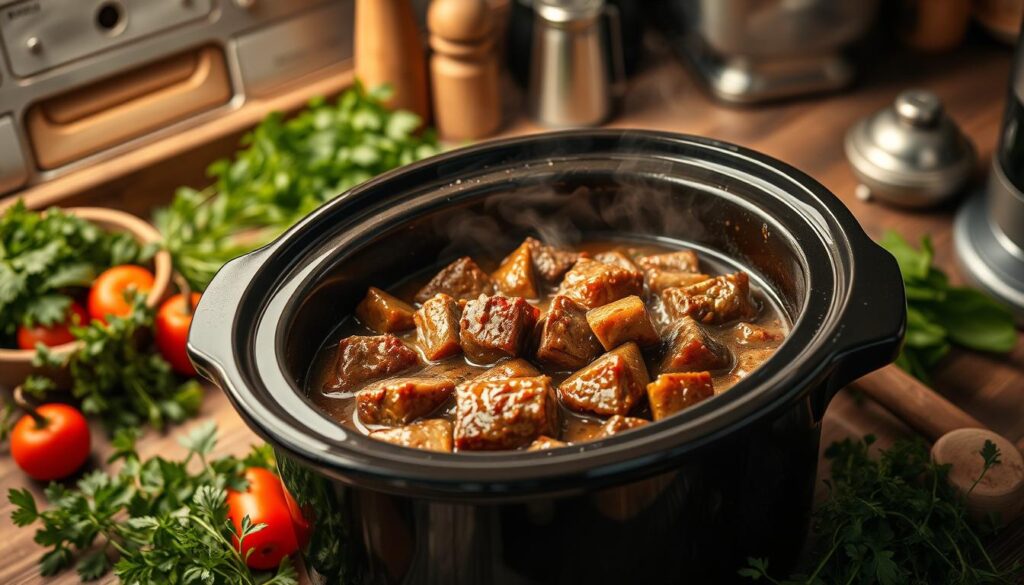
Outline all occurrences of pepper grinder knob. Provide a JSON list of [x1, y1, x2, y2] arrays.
[[895, 89, 943, 128]]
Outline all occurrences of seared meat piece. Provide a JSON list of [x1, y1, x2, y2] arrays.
[[596, 415, 649, 437], [534, 295, 602, 370], [636, 250, 700, 273], [557, 258, 644, 310], [492, 241, 540, 298], [478, 358, 541, 380], [328, 335, 419, 391], [732, 322, 783, 346], [370, 419, 453, 452], [454, 376, 558, 450], [414, 257, 496, 303], [355, 287, 416, 333], [356, 377, 455, 425], [586, 295, 660, 350], [414, 293, 462, 360], [528, 436, 567, 451], [660, 317, 731, 373], [647, 372, 714, 421], [524, 237, 580, 283], [459, 295, 539, 364], [644, 270, 710, 296], [594, 251, 639, 273], [661, 272, 757, 325], [558, 342, 650, 417]]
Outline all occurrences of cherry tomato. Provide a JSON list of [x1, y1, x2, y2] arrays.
[[16, 301, 89, 350], [88, 265, 155, 322], [10, 404, 91, 481], [155, 292, 200, 375], [227, 467, 300, 570]]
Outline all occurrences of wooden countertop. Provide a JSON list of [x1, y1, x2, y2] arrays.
[[2, 40, 1022, 583]]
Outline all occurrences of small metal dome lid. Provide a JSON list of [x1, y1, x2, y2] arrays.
[[845, 89, 976, 208]]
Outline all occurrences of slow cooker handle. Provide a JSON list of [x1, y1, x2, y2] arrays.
[[815, 243, 908, 420]]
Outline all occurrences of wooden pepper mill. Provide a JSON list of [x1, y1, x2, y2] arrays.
[[428, 0, 502, 140], [355, 0, 430, 121]]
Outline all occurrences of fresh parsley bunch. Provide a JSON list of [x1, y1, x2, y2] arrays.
[[9, 423, 293, 584], [0, 201, 154, 345], [156, 82, 441, 291], [742, 436, 1020, 584], [879, 231, 1017, 381]]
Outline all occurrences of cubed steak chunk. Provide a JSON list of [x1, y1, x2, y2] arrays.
[[415, 293, 462, 360], [594, 251, 639, 273], [492, 241, 539, 298], [660, 317, 731, 373], [586, 295, 660, 350], [732, 322, 783, 346], [636, 250, 700, 273], [459, 295, 539, 364], [534, 295, 602, 370], [370, 419, 453, 452], [558, 342, 650, 417], [661, 272, 757, 324], [454, 376, 558, 450], [644, 269, 710, 296], [647, 372, 714, 421], [356, 377, 455, 426], [528, 436, 567, 451], [414, 257, 496, 303], [355, 287, 416, 333], [557, 258, 644, 309], [596, 415, 649, 437], [328, 335, 419, 391], [524, 237, 580, 283], [477, 358, 541, 381]]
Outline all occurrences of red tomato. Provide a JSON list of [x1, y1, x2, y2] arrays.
[[88, 265, 155, 322], [155, 292, 200, 375], [282, 484, 311, 547], [16, 301, 89, 350], [227, 467, 300, 570], [10, 404, 91, 481]]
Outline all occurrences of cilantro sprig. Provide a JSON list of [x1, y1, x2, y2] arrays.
[[155, 82, 440, 291], [9, 423, 292, 584], [879, 231, 1017, 381]]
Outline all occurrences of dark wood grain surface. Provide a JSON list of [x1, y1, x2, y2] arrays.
[[2, 40, 1022, 583]]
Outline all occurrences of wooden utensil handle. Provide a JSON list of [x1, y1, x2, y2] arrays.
[[852, 364, 987, 441]]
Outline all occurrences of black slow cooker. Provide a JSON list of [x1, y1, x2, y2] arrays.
[[189, 130, 906, 584]]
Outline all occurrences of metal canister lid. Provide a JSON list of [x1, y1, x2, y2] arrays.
[[845, 89, 976, 208], [535, 0, 604, 24]]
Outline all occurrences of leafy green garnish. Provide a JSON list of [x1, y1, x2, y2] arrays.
[[880, 231, 1017, 381], [0, 201, 154, 343], [156, 82, 441, 290], [741, 436, 1021, 584], [8, 423, 292, 584]]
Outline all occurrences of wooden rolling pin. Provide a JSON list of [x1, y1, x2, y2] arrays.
[[853, 365, 1024, 523]]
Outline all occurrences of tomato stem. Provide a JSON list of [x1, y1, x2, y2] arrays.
[[12, 385, 47, 429], [173, 272, 194, 317]]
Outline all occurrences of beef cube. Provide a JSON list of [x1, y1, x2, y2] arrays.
[[636, 250, 700, 273], [524, 237, 580, 283], [647, 372, 714, 421], [596, 415, 649, 437], [414, 257, 495, 303], [661, 272, 757, 324], [534, 295, 602, 370], [492, 241, 540, 298], [478, 358, 541, 381], [558, 342, 650, 417], [660, 317, 731, 373], [557, 258, 644, 309], [459, 295, 539, 364], [414, 293, 462, 360], [644, 269, 710, 296], [732, 322, 783, 346], [586, 295, 661, 350], [528, 436, 567, 451], [328, 335, 419, 391], [370, 419, 453, 452], [594, 251, 639, 272], [454, 376, 558, 450], [355, 287, 416, 333], [356, 377, 455, 425]]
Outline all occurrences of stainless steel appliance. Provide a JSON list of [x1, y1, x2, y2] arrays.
[[0, 0, 354, 195], [660, 0, 879, 104]]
